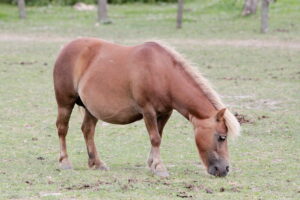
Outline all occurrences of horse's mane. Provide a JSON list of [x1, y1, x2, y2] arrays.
[[153, 41, 240, 137]]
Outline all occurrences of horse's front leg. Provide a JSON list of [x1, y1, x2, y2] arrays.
[[147, 111, 172, 171], [81, 109, 108, 170], [143, 109, 169, 177]]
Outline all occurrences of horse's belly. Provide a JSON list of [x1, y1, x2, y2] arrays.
[[91, 105, 143, 124], [79, 87, 142, 124]]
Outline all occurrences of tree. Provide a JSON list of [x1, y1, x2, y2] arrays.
[[97, 0, 112, 24], [176, 0, 183, 29], [18, 0, 26, 19], [261, 0, 270, 33], [242, 0, 258, 16]]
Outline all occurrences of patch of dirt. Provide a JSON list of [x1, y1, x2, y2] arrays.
[[170, 39, 300, 50], [20, 61, 37, 65], [65, 180, 114, 191], [176, 191, 192, 198], [239, 99, 281, 110], [121, 184, 131, 191], [256, 99, 281, 110], [0, 34, 69, 43], [227, 94, 281, 111], [25, 180, 33, 185], [219, 77, 260, 81], [39, 192, 62, 197], [184, 182, 241, 194], [133, 163, 144, 168], [3, 61, 44, 66], [73, 2, 96, 11], [234, 112, 254, 124], [184, 183, 203, 192], [142, 178, 171, 187], [183, 168, 200, 175], [184, 183, 217, 194], [121, 178, 146, 191], [205, 188, 213, 194], [1, 33, 300, 50], [275, 28, 289, 33], [231, 186, 241, 192], [257, 115, 269, 120], [78, 184, 91, 190], [127, 178, 138, 184]]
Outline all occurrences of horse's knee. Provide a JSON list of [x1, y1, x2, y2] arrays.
[[56, 122, 68, 136], [81, 123, 92, 135], [150, 135, 161, 147], [81, 124, 88, 133], [56, 107, 72, 135]]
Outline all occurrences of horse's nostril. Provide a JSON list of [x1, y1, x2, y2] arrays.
[[214, 166, 219, 172], [226, 166, 229, 172]]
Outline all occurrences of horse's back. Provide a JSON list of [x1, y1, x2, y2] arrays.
[[78, 40, 173, 112]]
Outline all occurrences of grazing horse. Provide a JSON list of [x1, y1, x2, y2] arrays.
[[53, 38, 240, 177]]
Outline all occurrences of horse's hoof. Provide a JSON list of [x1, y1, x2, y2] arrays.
[[95, 164, 109, 171], [154, 170, 169, 177], [147, 158, 153, 168], [150, 162, 169, 177], [59, 160, 72, 170]]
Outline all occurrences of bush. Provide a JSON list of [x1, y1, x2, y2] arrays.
[[108, 0, 176, 3], [1, 0, 177, 6]]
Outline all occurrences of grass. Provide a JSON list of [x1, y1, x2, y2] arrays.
[[0, 0, 299, 199]]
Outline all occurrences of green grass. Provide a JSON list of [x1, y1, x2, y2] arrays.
[[0, 0, 300, 199]]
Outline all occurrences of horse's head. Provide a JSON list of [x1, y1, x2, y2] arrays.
[[191, 108, 230, 177]]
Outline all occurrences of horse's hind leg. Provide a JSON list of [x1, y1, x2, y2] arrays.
[[56, 105, 74, 169], [81, 109, 108, 170]]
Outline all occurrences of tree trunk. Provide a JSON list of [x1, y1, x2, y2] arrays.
[[242, 0, 258, 16], [97, 0, 112, 24], [18, 0, 26, 19], [261, 0, 270, 33], [176, 0, 184, 29]]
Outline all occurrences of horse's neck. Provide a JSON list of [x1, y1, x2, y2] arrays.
[[170, 67, 216, 120]]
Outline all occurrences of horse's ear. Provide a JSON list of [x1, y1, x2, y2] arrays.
[[216, 108, 226, 122]]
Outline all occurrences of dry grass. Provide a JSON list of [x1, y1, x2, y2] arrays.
[[0, 1, 299, 199]]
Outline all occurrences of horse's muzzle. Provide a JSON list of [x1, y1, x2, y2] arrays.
[[208, 163, 229, 177]]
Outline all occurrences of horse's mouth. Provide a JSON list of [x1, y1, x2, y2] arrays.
[[207, 164, 229, 177]]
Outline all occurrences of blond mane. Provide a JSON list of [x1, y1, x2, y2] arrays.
[[153, 41, 240, 137]]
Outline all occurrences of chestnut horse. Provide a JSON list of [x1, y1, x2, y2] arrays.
[[53, 38, 240, 177]]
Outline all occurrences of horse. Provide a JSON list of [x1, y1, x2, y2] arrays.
[[53, 38, 240, 177]]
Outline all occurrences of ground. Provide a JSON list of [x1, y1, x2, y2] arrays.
[[0, 0, 299, 199]]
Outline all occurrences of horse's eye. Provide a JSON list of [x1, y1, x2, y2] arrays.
[[218, 135, 227, 142]]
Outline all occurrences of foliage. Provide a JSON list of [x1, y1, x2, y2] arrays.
[[1, 0, 178, 6], [107, 0, 177, 4]]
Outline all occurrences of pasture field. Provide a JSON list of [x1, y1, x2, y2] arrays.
[[0, 0, 299, 199]]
